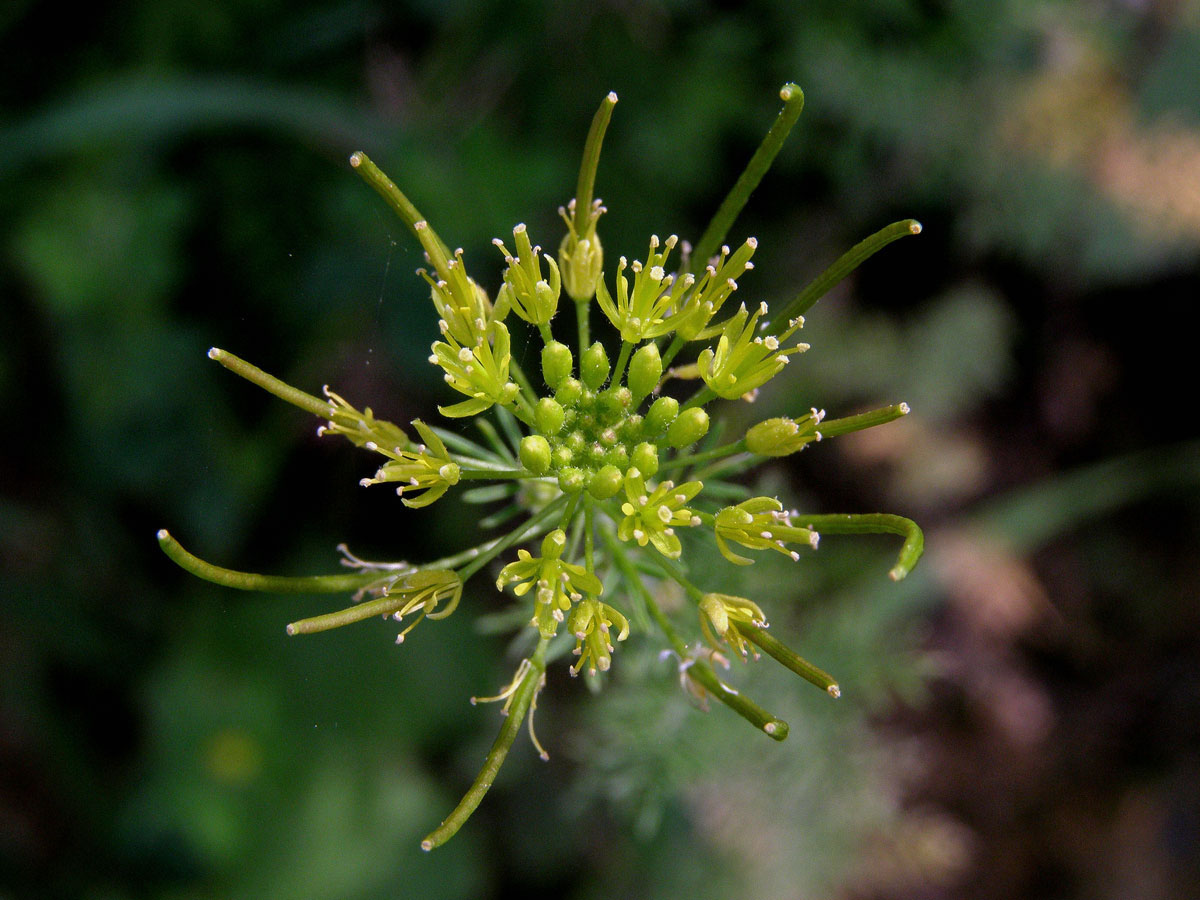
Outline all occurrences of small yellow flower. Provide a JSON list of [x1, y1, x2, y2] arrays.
[[360, 419, 461, 508], [616, 468, 703, 559], [496, 529, 604, 638], [567, 597, 630, 676], [714, 497, 819, 565], [596, 235, 690, 342], [697, 302, 808, 399], [698, 592, 767, 660]]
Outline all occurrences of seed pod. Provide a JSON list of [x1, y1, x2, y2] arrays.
[[541, 340, 574, 389], [535, 397, 566, 435], [587, 464, 624, 500], [667, 407, 710, 448], [519, 435, 552, 474], [630, 442, 659, 477], [557, 466, 587, 494], [580, 341, 611, 390], [642, 396, 679, 437], [626, 343, 663, 403]]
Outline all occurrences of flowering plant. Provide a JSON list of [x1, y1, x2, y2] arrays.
[[158, 84, 924, 849]]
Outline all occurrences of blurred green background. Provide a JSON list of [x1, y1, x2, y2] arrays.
[[3, 1, 1200, 897]]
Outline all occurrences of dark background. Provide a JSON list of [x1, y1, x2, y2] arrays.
[[3, 1, 1199, 897]]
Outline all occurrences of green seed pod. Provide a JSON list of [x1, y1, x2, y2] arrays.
[[519, 435, 552, 474], [558, 466, 587, 494], [535, 397, 566, 435], [626, 343, 663, 403], [556, 377, 583, 407], [667, 407, 710, 448], [541, 340, 574, 389], [587, 464, 623, 500], [643, 396, 680, 437], [630, 442, 659, 477], [581, 341, 611, 390]]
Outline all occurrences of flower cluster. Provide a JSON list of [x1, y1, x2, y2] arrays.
[[158, 84, 925, 850]]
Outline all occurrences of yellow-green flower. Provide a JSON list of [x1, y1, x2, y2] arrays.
[[359, 419, 460, 508], [596, 235, 691, 343], [428, 321, 521, 417], [699, 592, 767, 660], [714, 497, 819, 565], [495, 529, 604, 638], [697, 302, 808, 399], [616, 469, 703, 559], [567, 597, 630, 676]]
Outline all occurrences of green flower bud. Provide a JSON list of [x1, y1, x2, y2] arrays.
[[519, 435, 552, 474], [535, 397, 566, 435], [558, 198, 605, 301], [558, 466, 587, 494], [667, 407, 710, 448], [642, 396, 679, 437], [587, 464, 624, 500], [581, 341, 610, 390], [541, 340, 574, 389], [744, 414, 820, 457], [552, 445, 574, 468], [604, 444, 629, 469], [556, 377, 583, 407], [626, 343, 662, 403], [630, 442, 659, 477]]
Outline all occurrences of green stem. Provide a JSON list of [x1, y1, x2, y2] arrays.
[[286, 593, 424, 635], [208, 348, 332, 419], [573, 92, 618, 232], [430, 426, 504, 463], [457, 467, 541, 481], [797, 513, 924, 581], [766, 219, 922, 334], [602, 531, 789, 740], [612, 341, 633, 389], [659, 334, 687, 370], [421, 636, 550, 850], [349, 151, 448, 256], [583, 496, 597, 577], [687, 84, 805, 276], [816, 403, 910, 439], [575, 299, 591, 358], [681, 384, 717, 411], [456, 496, 568, 583], [734, 622, 841, 698], [157, 529, 382, 593], [660, 438, 747, 473]]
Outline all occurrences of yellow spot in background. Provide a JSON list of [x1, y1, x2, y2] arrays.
[[203, 729, 262, 785]]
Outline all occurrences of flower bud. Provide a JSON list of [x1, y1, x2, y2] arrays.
[[541, 340, 574, 389], [745, 415, 818, 457], [519, 435, 552, 474], [535, 397, 566, 435], [558, 199, 605, 301], [581, 341, 610, 390], [587, 464, 624, 500], [666, 407, 710, 448], [626, 343, 662, 403], [630, 442, 659, 477], [558, 466, 587, 494], [642, 396, 679, 437], [556, 377, 583, 407]]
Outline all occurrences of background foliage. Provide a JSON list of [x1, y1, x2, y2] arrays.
[[3, 1, 1199, 897]]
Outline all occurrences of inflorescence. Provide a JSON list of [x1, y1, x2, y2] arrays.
[[157, 84, 925, 850]]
